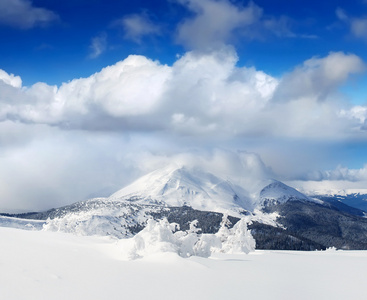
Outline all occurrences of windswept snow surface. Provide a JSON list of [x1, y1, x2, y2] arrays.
[[109, 165, 260, 214], [1, 227, 367, 300]]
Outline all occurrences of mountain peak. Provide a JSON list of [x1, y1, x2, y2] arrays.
[[109, 164, 254, 215], [260, 180, 310, 205]]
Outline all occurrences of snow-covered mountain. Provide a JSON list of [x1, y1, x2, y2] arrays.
[[4, 164, 367, 250], [259, 180, 311, 206], [1, 164, 310, 238], [109, 165, 321, 213], [109, 164, 257, 215]]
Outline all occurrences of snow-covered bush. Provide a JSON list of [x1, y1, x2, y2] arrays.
[[220, 218, 256, 254], [119, 216, 255, 260], [121, 218, 180, 259], [193, 234, 222, 257], [325, 246, 337, 252]]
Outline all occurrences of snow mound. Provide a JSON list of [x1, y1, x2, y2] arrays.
[[119, 216, 255, 260], [109, 165, 254, 215]]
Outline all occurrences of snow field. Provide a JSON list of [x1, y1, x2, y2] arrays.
[[1, 227, 367, 300]]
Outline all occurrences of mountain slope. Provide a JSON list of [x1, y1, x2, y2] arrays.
[[262, 200, 367, 249], [313, 193, 367, 213]]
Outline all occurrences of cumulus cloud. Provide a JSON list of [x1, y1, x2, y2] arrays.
[[0, 56, 171, 127], [57, 55, 172, 130], [162, 48, 278, 136], [262, 52, 367, 138], [0, 50, 276, 134], [0, 69, 22, 88], [0, 0, 59, 29], [114, 13, 161, 43], [340, 106, 367, 130], [0, 50, 366, 139], [273, 52, 365, 103], [89, 33, 107, 59]]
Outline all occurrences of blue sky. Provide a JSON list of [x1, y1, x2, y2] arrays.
[[1, 0, 367, 87], [1, 0, 367, 211]]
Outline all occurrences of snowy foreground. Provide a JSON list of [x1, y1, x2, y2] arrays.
[[1, 227, 367, 300]]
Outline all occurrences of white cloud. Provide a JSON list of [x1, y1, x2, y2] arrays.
[[175, 0, 263, 49], [120, 148, 273, 198], [115, 13, 161, 43], [1, 3, 367, 213], [58, 55, 171, 122], [273, 52, 365, 103], [134, 148, 271, 180], [0, 56, 172, 127], [0, 50, 366, 140], [0, 123, 273, 212], [336, 8, 367, 41], [351, 17, 367, 40], [288, 165, 367, 194], [340, 105, 367, 124], [0, 125, 137, 212], [288, 179, 367, 196], [0, 0, 59, 29], [285, 163, 367, 196], [263, 15, 296, 38], [175, 0, 314, 50], [0, 69, 22, 88], [161, 48, 278, 136], [336, 7, 348, 22], [89, 33, 107, 59], [305, 165, 367, 182]]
